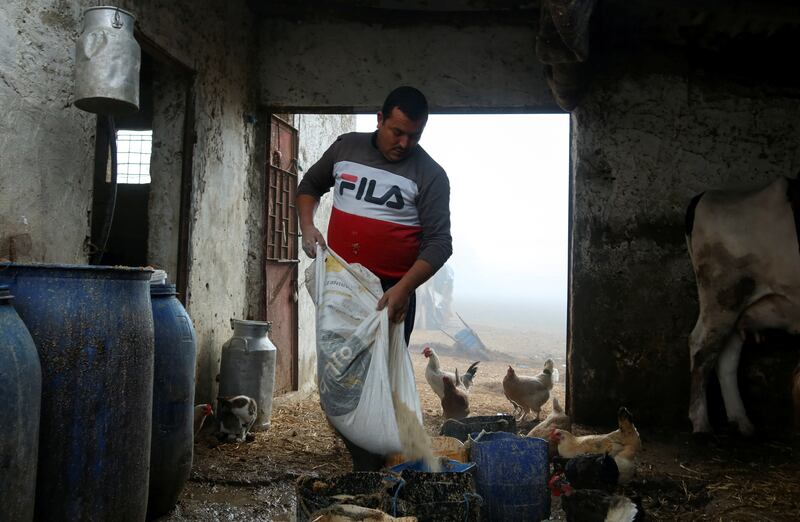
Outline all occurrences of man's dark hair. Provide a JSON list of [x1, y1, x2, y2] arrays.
[[381, 86, 429, 121]]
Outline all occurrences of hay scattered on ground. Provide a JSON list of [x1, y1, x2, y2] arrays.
[[187, 329, 800, 521]]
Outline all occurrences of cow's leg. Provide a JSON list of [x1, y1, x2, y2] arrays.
[[716, 333, 754, 436], [688, 320, 729, 433]]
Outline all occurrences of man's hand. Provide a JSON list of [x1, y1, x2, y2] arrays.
[[377, 284, 412, 323], [301, 224, 327, 258]]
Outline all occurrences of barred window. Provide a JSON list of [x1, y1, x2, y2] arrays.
[[116, 130, 152, 184]]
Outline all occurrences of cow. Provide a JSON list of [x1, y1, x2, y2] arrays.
[[685, 176, 800, 435]]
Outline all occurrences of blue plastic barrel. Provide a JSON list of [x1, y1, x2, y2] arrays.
[[471, 432, 550, 521], [147, 283, 197, 520], [0, 285, 42, 522], [0, 263, 154, 522]]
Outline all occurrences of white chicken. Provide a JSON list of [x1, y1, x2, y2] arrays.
[[217, 395, 257, 442], [193, 403, 213, 439], [422, 346, 479, 399], [502, 359, 555, 422]]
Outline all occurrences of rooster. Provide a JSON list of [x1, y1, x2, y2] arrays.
[[422, 346, 479, 399], [193, 403, 213, 439], [552, 452, 619, 493], [502, 360, 555, 422], [549, 474, 642, 522], [217, 395, 257, 442], [441, 374, 470, 420]]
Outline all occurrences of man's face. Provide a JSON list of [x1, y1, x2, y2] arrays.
[[375, 107, 427, 162]]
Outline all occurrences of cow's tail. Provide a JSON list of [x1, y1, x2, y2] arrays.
[[684, 192, 705, 258]]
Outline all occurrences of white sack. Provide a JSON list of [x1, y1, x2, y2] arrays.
[[305, 247, 423, 456]]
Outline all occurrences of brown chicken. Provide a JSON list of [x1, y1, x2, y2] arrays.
[[193, 403, 213, 439], [550, 407, 641, 483], [502, 360, 555, 422], [441, 375, 470, 420]]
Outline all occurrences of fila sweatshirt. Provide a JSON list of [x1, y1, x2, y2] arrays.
[[297, 131, 452, 280]]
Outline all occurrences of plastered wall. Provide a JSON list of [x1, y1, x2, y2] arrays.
[[0, 0, 261, 405], [258, 12, 557, 113], [569, 45, 800, 426], [295, 114, 356, 393]]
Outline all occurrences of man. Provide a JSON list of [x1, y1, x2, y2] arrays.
[[296, 86, 452, 343], [296, 86, 452, 470]]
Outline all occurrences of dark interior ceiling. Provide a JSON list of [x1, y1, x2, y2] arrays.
[[248, 0, 800, 47], [248, 0, 540, 14]]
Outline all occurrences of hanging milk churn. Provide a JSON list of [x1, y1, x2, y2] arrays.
[[74, 6, 140, 115], [218, 319, 277, 430]]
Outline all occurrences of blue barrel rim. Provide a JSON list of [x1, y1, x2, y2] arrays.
[[0, 262, 153, 280], [389, 459, 476, 474], [150, 283, 178, 296]]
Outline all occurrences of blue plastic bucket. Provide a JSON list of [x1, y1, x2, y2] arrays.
[[471, 432, 550, 521], [0, 263, 154, 521]]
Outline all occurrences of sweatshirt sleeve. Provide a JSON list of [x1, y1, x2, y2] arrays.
[[296, 135, 342, 199], [416, 168, 453, 271]]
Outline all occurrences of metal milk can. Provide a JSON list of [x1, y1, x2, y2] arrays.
[[74, 6, 140, 115], [218, 319, 278, 431]]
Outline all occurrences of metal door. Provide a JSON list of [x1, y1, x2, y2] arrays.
[[266, 114, 299, 394]]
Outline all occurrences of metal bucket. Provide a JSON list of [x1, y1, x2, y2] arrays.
[[74, 6, 140, 115]]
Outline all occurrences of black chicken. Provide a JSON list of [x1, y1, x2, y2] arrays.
[[552, 452, 619, 493], [549, 453, 645, 521], [557, 485, 641, 522]]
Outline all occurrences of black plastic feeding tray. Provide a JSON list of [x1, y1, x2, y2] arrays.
[[439, 414, 517, 442]]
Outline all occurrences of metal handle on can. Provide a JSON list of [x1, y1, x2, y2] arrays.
[[112, 7, 123, 29], [230, 336, 249, 352]]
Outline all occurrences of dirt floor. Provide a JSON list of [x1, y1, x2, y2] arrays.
[[161, 329, 800, 522]]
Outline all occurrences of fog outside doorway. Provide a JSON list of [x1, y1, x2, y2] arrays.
[[356, 114, 570, 374]]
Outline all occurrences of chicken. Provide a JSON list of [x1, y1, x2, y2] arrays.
[[527, 397, 572, 438], [549, 474, 642, 522], [502, 360, 555, 422], [217, 395, 257, 442], [194, 403, 213, 439], [309, 504, 418, 521], [549, 407, 641, 483], [552, 453, 619, 493], [441, 374, 469, 420], [422, 346, 479, 399]]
